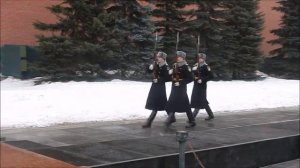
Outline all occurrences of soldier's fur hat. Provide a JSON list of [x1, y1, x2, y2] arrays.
[[157, 51, 167, 60], [197, 53, 206, 59], [176, 51, 186, 59]]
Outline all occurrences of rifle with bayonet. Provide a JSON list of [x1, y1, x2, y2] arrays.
[[152, 32, 158, 79], [195, 35, 201, 80], [173, 32, 180, 82]]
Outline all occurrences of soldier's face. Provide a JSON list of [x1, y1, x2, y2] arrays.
[[156, 56, 164, 63], [198, 58, 205, 63], [177, 56, 184, 62]]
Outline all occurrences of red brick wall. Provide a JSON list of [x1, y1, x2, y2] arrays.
[[1, 0, 282, 55], [258, 0, 282, 56], [1, 0, 61, 46]]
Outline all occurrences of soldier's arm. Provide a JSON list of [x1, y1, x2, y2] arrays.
[[180, 65, 193, 85], [192, 64, 199, 81], [201, 65, 213, 83], [157, 65, 171, 83]]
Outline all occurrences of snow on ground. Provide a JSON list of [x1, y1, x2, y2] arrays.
[[1, 77, 299, 128]]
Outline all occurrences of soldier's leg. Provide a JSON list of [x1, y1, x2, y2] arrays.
[[167, 111, 176, 123], [165, 112, 175, 127], [205, 105, 214, 120], [187, 108, 199, 123], [142, 110, 157, 128], [192, 108, 200, 118], [185, 109, 196, 128]]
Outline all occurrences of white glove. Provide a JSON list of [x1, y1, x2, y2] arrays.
[[168, 69, 173, 75], [192, 66, 197, 71], [153, 79, 158, 83], [174, 82, 180, 86], [149, 64, 154, 70], [198, 79, 202, 84]]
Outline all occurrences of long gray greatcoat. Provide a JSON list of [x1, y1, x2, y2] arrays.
[[190, 63, 213, 109], [145, 63, 170, 111]]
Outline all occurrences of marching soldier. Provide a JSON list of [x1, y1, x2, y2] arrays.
[[190, 53, 214, 120], [143, 51, 171, 128], [165, 51, 196, 128]]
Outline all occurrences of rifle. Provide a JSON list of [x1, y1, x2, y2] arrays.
[[195, 35, 201, 80], [173, 62, 180, 82], [196, 35, 200, 58], [152, 32, 158, 79], [173, 32, 180, 82], [176, 32, 179, 52]]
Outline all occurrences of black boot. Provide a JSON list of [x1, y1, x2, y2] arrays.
[[187, 109, 199, 123], [185, 110, 196, 128], [142, 110, 157, 128], [168, 112, 176, 124], [192, 108, 200, 118], [205, 105, 214, 121], [165, 112, 175, 127]]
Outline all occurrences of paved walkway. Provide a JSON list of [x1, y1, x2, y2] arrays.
[[0, 143, 76, 168], [1, 106, 299, 167]]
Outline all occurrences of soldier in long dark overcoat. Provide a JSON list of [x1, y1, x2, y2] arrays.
[[165, 51, 196, 128], [143, 51, 171, 128], [190, 53, 214, 120]]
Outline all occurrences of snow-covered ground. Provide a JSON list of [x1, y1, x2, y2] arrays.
[[1, 77, 299, 128]]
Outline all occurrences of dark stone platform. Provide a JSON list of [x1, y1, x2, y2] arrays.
[[1, 106, 299, 168]]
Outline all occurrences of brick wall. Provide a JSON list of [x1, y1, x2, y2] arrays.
[[1, 0, 61, 46], [258, 0, 282, 56]]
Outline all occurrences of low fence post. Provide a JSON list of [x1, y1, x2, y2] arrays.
[[176, 131, 188, 168]]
